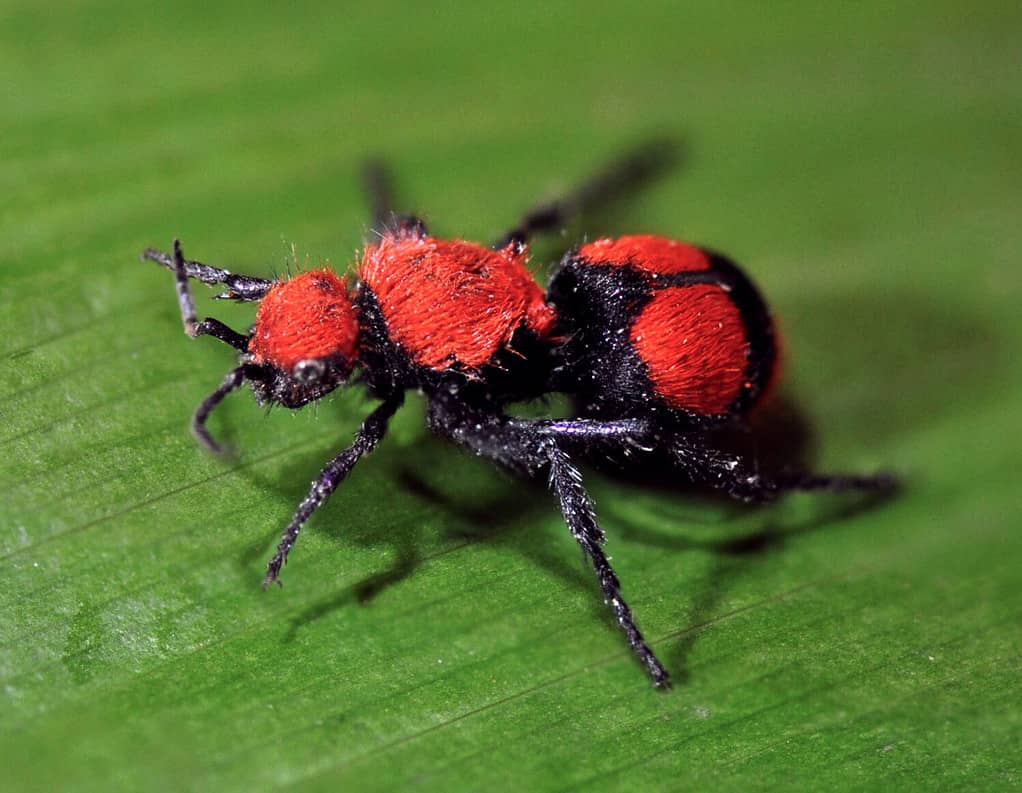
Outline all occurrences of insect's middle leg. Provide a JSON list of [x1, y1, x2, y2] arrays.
[[427, 399, 670, 688], [359, 159, 428, 239]]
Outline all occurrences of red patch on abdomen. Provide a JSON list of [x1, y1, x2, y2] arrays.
[[360, 235, 555, 370], [249, 269, 358, 372], [631, 285, 748, 414], [579, 235, 711, 274]]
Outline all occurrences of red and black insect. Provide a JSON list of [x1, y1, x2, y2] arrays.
[[142, 142, 894, 688]]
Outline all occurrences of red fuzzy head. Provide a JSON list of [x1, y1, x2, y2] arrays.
[[359, 234, 555, 371], [249, 268, 359, 374], [579, 235, 711, 275], [630, 285, 748, 414]]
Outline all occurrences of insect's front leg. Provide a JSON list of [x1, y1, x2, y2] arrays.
[[143, 239, 255, 350], [263, 393, 404, 587], [142, 239, 274, 301]]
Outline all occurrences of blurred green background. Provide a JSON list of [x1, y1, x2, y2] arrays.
[[2, 1, 1020, 790]]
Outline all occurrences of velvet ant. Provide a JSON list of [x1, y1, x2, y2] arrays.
[[142, 142, 894, 687]]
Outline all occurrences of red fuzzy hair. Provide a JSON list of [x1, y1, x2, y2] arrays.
[[359, 235, 555, 371], [249, 269, 358, 372], [631, 285, 747, 414], [579, 235, 710, 274]]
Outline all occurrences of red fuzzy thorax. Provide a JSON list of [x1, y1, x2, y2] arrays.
[[630, 285, 747, 414], [579, 235, 711, 275], [249, 269, 358, 372], [359, 234, 555, 371]]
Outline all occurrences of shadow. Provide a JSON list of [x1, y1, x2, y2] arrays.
[[777, 290, 1003, 445], [282, 544, 421, 643], [664, 483, 900, 682]]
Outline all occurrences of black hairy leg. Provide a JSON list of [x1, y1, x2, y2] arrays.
[[190, 363, 268, 455], [427, 396, 670, 687], [360, 159, 398, 231], [142, 240, 255, 349], [359, 159, 429, 239], [494, 138, 681, 250], [516, 417, 897, 504], [142, 240, 274, 302], [544, 441, 670, 687], [263, 393, 405, 588]]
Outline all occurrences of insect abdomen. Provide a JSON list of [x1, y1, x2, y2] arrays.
[[548, 235, 778, 419]]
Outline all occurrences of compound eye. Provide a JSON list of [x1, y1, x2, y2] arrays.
[[292, 358, 327, 384]]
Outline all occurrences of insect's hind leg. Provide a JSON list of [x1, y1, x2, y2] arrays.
[[494, 137, 682, 249], [517, 417, 898, 504], [753, 471, 899, 500]]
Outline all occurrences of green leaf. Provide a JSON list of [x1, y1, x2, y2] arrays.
[[2, 2, 1020, 790]]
